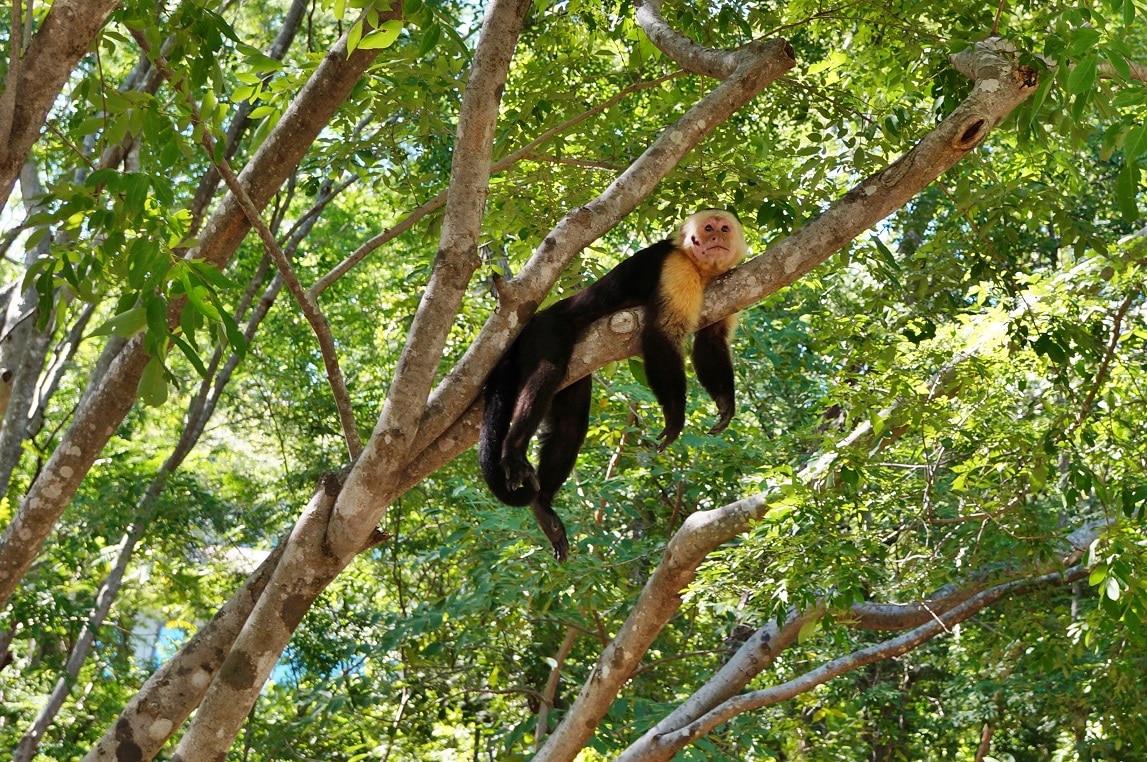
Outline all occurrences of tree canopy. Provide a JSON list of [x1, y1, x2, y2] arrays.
[[0, 0, 1145, 759]]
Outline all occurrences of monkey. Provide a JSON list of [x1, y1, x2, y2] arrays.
[[479, 210, 747, 561]]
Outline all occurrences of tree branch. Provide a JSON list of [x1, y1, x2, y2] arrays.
[[0, 0, 123, 210], [331, 0, 533, 556], [84, 537, 288, 762], [411, 38, 795, 462], [128, 28, 364, 459], [634, 0, 741, 78], [637, 566, 1089, 760]]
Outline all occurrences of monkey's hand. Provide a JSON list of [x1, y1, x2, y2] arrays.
[[503, 454, 540, 492], [707, 401, 735, 436]]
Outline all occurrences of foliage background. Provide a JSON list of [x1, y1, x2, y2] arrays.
[[0, 0, 1145, 759]]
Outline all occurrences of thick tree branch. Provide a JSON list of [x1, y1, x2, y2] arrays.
[[0, 5, 395, 612], [634, 0, 741, 78], [0, 0, 123, 210], [412, 38, 796, 461], [331, 0, 532, 557], [84, 538, 287, 762], [171, 484, 345, 761]]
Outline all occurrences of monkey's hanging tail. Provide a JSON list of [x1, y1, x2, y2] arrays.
[[479, 353, 537, 507]]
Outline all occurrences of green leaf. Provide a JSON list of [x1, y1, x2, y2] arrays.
[[1066, 55, 1098, 95], [187, 259, 237, 290], [1115, 163, 1140, 221], [1104, 48, 1133, 82], [171, 334, 208, 377], [139, 356, 169, 406], [358, 20, 403, 49], [219, 309, 247, 357], [348, 19, 364, 54], [628, 356, 648, 387], [90, 306, 148, 338], [418, 22, 441, 57], [1124, 124, 1147, 163], [1065, 27, 1102, 58], [186, 285, 222, 321], [1033, 333, 1067, 364]]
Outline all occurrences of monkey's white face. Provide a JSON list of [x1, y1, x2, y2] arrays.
[[678, 210, 747, 277]]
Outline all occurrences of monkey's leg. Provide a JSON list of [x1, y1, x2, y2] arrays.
[[530, 376, 592, 561], [692, 318, 736, 434], [641, 325, 688, 450]]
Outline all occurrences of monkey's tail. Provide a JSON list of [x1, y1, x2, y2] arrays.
[[479, 352, 536, 507]]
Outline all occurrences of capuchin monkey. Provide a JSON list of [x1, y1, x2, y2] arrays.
[[479, 210, 747, 560]]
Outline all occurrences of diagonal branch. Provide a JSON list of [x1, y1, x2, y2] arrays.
[[629, 565, 1090, 761], [411, 38, 796, 461], [0, 4, 395, 612], [331, 0, 533, 555], [128, 27, 363, 459]]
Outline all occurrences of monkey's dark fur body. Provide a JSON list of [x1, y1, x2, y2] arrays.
[[479, 213, 743, 561]]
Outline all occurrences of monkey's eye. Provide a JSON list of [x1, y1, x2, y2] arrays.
[[721, 225, 730, 232]]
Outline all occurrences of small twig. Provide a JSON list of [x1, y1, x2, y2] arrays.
[[992, 0, 1006, 36], [1064, 291, 1136, 441], [128, 27, 363, 458], [534, 626, 578, 747], [310, 71, 683, 296]]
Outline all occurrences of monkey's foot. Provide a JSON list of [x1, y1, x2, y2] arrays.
[[503, 454, 540, 492], [655, 424, 682, 452], [708, 405, 734, 435]]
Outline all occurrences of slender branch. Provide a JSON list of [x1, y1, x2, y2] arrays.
[[309, 71, 683, 297], [1064, 291, 1135, 440], [534, 626, 579, 747], [644, 566, 1089, 758], [128, 28, 363, 458]]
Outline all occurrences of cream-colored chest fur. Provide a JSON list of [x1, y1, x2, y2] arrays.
[[656, 249, 708, 340]]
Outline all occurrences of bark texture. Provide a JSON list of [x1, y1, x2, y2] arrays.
[[0, 0, 124, 209]]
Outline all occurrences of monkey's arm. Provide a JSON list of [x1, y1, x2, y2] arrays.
[[692, 316, 736, 434], [641, 308, 689, 450]]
